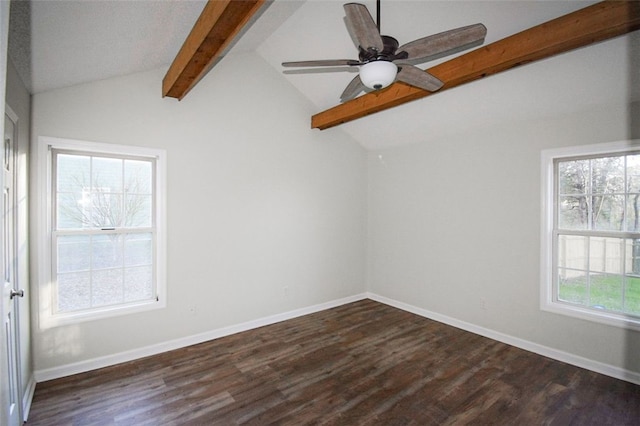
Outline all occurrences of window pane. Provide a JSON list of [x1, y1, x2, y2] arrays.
[[90, 192, 122, 228], [589, 237, 623, 274], [591, 156, 624, 194], [57, 272, 91, 312], [124, 266, 153, 302], [625, 276, 640, 315], [627, 239, 640, 275], [92, 157, 122, 193], [605, 239, 624, 272], [592, 195, 624, 231], [125, 160, 152, 194], [58, 235, 90, 273], [125, 233, 152, 267], [558, 196, 588, 230], [57, 191, 90, 229], [589, 237, 605, 273], [627, 154, 640, 193], [589, 273, 623, 311], [558, 160, 588, 195], [626, 195, 640, 232], [558, 271, 588, 305], [92, 234, 123, 270], [92, 268, 123, 307], [124, 194, 152, 227], [558, 235, 587, 270], [57, 154, 89, 192]]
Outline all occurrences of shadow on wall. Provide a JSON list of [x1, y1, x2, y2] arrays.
[[626, 30, 640, 379]]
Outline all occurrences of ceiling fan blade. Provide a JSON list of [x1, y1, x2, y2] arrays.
[[282, 59, 361, 67], [398, 23, 487, 64], [396, 64, 443, 92], [340, 74, 366, 103], [344, 3, 384, 52]]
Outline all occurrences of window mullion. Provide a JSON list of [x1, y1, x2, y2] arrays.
[[53, 227, 154, 236], [621, 238, 627, 311], [622, 155, 628, 313], [586, 235, 591, 307], [557, 228, 640, 238], [624, 155, 628, 233], [121, 232, 126, 304], [89, 233, 94, 309], [585, 160, 594, 231], [89, 155, 93, 228]]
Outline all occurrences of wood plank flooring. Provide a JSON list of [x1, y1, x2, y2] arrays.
[[27, 299, 640, 425]]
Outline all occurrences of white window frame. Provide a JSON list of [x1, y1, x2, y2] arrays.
[[36, 136, 166, 328], [541, 139, 640, 331]]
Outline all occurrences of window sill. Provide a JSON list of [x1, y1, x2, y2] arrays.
[[39, 298, 166, 329], [541, 300, 640, 332]]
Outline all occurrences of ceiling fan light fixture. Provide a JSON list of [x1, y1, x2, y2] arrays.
[[359, 61, 397, 90]]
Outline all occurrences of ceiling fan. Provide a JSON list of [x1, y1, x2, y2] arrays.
[[282, 1, 487, 103]]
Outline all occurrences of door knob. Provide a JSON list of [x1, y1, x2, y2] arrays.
[[10, 289, 24, 299]]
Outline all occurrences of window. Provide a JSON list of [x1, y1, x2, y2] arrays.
[[541, 140, 640, 330], [37, 137, 166, 327]]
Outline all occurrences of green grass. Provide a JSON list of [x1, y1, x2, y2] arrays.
[[559, 274, 640, 315]]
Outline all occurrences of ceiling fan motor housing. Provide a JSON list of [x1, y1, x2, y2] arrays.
[[358, 35, 406, 62]]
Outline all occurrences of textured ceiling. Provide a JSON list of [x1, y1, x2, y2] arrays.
[[10, 0, 208, 93], [8, 0, 304, 94], [8, 1, 640, 150]]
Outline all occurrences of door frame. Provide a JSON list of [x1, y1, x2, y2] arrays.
[[6, 104, 23, 422], [2, 104, 23, 426]]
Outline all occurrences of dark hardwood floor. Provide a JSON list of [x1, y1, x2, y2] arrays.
[[27, 299, 640, 425]]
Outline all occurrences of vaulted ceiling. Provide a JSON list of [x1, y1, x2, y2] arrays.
[[9, 1, 640, 149]]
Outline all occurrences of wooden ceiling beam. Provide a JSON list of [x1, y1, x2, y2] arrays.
[[311, 1, 640, 130], [163, 0, 267, 100]]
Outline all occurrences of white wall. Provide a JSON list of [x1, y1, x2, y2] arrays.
[[29, 28, 640, 382], [367, 101, 640, 377], [31, 52, 367, 372]]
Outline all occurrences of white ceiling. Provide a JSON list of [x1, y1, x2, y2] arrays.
[[10, 0, 205, 93], [8, 0, 640, 150]]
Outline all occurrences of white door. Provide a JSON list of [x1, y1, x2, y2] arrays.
[[1, 111, 22, 426]]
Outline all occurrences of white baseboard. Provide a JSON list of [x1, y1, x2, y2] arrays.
[[22, 374, 36, 421], [34, 293, 368, 383], [367, 292, 640, 386], [33, 292, 640, 387]]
